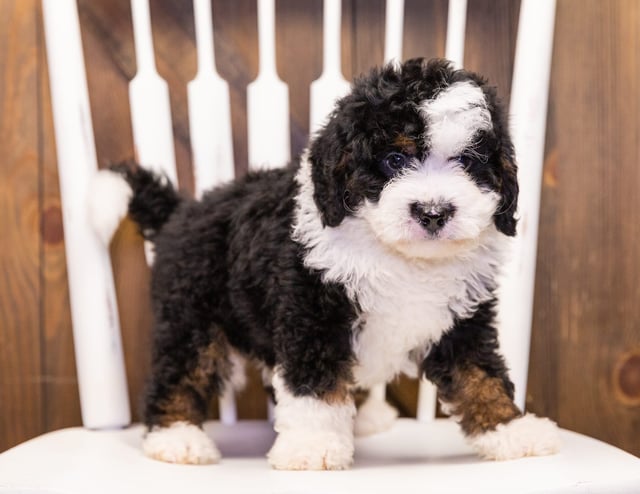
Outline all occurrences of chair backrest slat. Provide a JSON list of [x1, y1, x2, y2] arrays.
[[444, 0, 467, 69], [42, 0, 130, 429], [498, 0, 557, 410], [309, 0, 350, 133], [189, 0, 235, 198], [384, 0, 405, 64], [247, 0, 291, 170], [129, 0, 178, 187]]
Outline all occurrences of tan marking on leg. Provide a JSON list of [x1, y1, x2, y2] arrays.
[[156, 332, 232, 426], [184, 333, 231, 389], [322, 381, 351, 405], [157, 390, 203, 427], [445, 365, 521, 437]]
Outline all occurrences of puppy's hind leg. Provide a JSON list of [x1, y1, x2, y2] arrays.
[[142, 322, 231, 465]]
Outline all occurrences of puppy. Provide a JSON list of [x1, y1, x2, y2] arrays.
[[90, 58, 559, 469]]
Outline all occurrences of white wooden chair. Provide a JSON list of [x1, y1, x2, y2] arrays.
[[1, 0, 639, 492]]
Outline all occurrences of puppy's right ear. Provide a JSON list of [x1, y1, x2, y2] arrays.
[[308, 122, 349, 227]]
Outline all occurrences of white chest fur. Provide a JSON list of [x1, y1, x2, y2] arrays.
[[307, 218, 501, 387], [350, 255, 470, 387], [292, 157, 504, 388]]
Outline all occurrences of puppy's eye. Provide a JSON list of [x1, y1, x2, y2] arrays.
[[380, 152, 408, 177], [455, 155, 478, 170]]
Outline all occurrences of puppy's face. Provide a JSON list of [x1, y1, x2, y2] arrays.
[[309, 58, 518, 260]]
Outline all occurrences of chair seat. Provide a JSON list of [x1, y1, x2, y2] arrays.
[[0, 418, 638, 493]]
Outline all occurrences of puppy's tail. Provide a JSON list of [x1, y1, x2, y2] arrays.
[[87, 161, 181, 245]]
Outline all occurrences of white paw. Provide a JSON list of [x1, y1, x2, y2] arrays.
[[468, 413, 561, 461], [267, 431, 354, 470], [142, 421, 221, 464], [354, 397, 398, 437]]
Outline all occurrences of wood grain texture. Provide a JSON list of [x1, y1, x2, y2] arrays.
[[403, 0, 448, 61], [1, 0, 639, 456], [276, 0, 322, 159], [528, 0, 640, 456], [0, 0, 44, 450], [464, 0, 520, 104], [350, 0, 385, 76]]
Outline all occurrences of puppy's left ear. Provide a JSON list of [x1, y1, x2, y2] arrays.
[[308, 123, 350, 227], [494, 144, 519, 236]]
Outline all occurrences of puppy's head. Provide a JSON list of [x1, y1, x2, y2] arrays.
[[309, 58, 518, 259]]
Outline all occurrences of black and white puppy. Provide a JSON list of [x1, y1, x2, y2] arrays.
[[90, 58, 559, 469]]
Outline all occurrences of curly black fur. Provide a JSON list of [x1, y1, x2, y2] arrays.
[[127, 164, 356, 426], [110, 161, 181, 239]]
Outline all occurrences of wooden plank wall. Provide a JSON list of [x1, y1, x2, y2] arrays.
[[1, 0, 44, 450], [1, 0, 639, 456]]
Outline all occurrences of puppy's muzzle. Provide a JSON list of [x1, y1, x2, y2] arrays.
[[410, 201, 456, 235]]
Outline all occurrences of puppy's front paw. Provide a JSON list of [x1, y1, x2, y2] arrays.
[[267, 431, 354, 470], [354, 397, 398, 437], [142, 421, 221, 464], [468, 413, 561, 461]]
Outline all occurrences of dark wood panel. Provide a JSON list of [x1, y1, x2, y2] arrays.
[[276, 0, 323, 159], [78, 0, 136, 165], [529, 0, 640, 456], [403, 0, 448, 61], [351, 0, 386, 76], [0, 0, 44, 451], [464, 0, 520, 105]]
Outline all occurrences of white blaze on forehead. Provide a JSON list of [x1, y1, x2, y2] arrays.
[[420, 81, 492, 158]]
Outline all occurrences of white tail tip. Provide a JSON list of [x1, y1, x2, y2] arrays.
[[87, 170, 132, 245]]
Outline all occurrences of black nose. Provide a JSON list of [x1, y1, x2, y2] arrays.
[[410, 202, 456, 234]]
